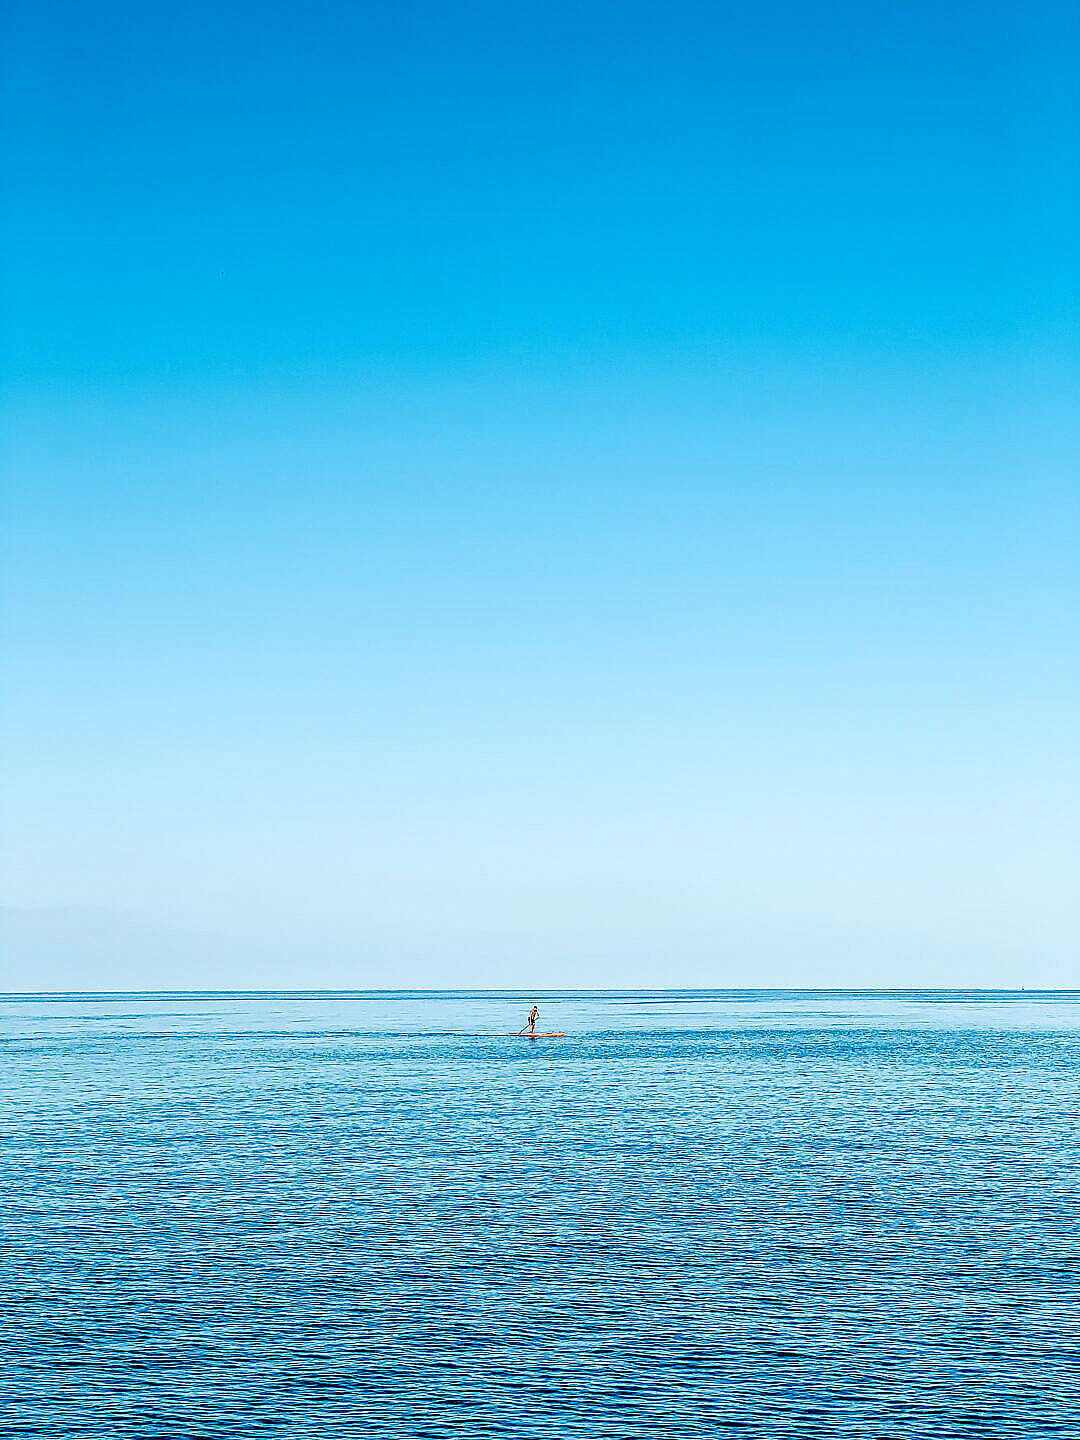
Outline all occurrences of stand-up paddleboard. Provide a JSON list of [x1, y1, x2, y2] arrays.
[[507, 1032, 564, 1038]]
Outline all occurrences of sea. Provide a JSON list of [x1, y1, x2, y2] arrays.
[[1, 990, 1078, 1438]]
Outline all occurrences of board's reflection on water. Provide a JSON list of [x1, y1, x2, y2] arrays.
[[1, 990, 1077, 1438]]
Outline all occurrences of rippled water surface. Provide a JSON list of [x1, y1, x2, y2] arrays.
[[2, 990, 1079, 1437]]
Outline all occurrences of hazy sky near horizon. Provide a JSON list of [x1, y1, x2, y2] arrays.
[[2, 0, 1077, 989]]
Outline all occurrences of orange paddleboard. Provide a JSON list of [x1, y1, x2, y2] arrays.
[[507, 1032, 564, 1038]]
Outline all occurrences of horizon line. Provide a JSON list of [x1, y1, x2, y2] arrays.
[[1, 986, 1075, 1001]]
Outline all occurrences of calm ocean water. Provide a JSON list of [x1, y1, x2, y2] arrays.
[[2, 990, 1078, 1438]]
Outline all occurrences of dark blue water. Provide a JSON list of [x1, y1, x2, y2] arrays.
[[2, 990, 1078, 1437]]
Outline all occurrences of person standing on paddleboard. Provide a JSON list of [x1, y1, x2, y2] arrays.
[[525, 1005, 539, 1035]]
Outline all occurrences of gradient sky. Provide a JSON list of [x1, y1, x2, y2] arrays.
[[2, 0, 1077, 989]]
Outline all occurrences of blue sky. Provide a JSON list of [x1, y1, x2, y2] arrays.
[[2, 0, 1077, 989]]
